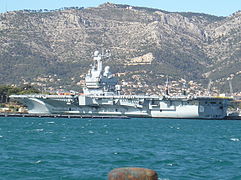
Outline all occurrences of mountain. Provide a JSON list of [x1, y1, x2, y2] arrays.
[[0, 3, 240, 94]]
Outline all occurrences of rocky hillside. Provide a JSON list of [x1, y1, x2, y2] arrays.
[[0, 3, 240, 93]]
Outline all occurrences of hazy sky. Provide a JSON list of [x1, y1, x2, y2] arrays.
[[0, 0, 240, 16]]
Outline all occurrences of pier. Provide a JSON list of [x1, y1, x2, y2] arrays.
[[0, 113, 129, 119]]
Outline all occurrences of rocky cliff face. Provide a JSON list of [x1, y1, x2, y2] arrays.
[[0, 3, 240, 93]]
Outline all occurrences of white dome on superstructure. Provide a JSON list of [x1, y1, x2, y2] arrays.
[[104, 66, 110, 72]]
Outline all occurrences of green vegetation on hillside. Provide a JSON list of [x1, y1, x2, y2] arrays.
[[0, 85, 40, 96]]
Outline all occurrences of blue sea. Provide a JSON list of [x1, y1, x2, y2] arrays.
[[0, 117, 241, 180]]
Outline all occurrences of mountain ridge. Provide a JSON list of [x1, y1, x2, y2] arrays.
[[0, 3, 240, 93]]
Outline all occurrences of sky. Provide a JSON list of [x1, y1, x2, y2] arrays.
[[0, 0, 241, 16]]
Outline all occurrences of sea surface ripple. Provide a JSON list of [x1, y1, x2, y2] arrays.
[[0, 117, 241, 180]]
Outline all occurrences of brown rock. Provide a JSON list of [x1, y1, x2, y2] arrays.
[[108, 167, 158, 180]]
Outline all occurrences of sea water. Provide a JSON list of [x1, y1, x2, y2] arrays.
[[0, 117, 241, 180]]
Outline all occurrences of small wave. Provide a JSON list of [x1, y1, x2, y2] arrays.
[[34, 160, 42, 164], [169, 126, 180, 130], [61, 137, 67, 141], [88, 130, 94, 134], [47, 121, 55, 124], [45, 131, 53, 134], [34, 129, 44, 132], [0, 135, 3, 138], [230, 138, 240, 142]]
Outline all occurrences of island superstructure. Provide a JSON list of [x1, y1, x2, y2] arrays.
[[10, 51, 232, 119]]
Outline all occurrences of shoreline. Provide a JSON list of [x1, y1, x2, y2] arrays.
[[0, 113, 129, 119], [1, 113, 241, 120]]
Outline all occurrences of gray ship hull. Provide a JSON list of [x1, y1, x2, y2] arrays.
[[10, 94, 230, 119]]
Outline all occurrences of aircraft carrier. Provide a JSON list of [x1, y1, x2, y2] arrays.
[[10, 51, 232, 119]]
